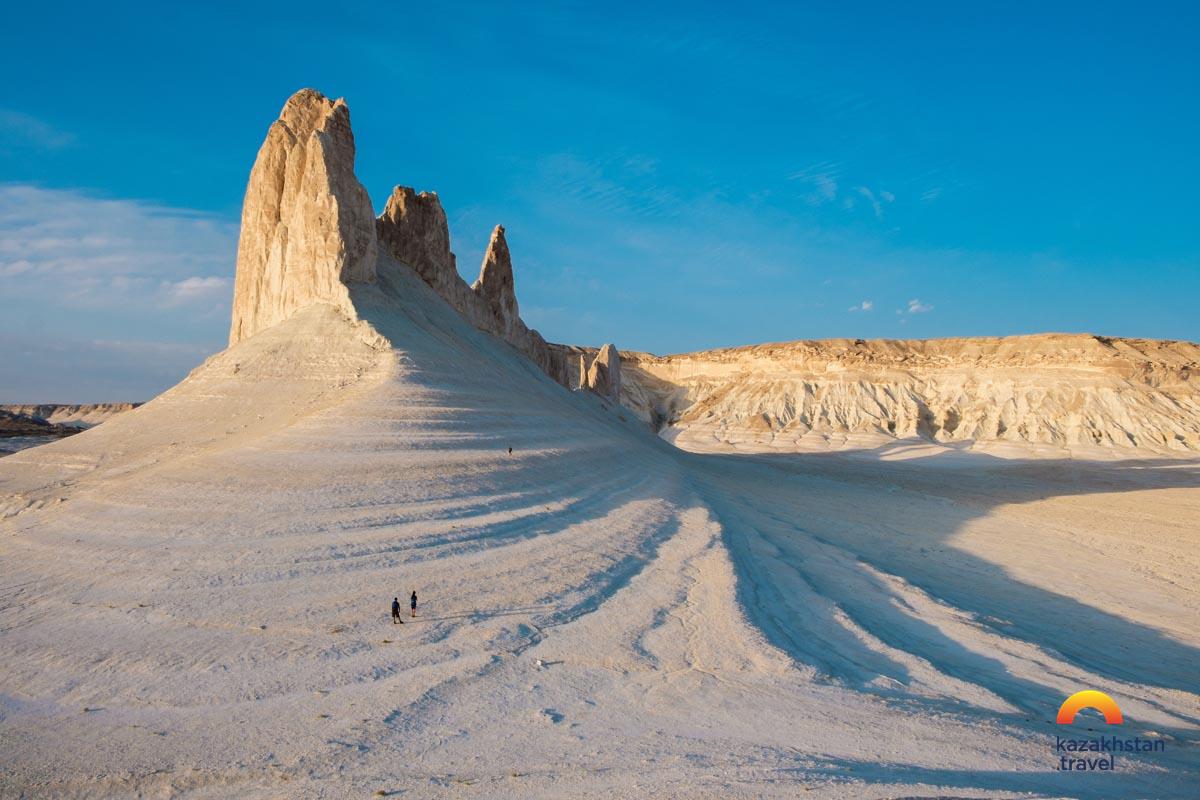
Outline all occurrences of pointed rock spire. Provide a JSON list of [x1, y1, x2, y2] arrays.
[[229, 88, 377, 345], [586, 344, 622, 401], [471, 225, 520, 340]]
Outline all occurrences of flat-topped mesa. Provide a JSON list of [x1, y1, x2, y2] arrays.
[[229, 89, 377, 345], [617, 333, 1200, 451]]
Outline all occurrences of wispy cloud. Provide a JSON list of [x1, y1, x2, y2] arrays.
[[0, 183, 237, 310], [163, 275, 231, 306], [0, 184, 235, 400], [789, 161, 842, 207], [848, 300, 873, 312], [0, 110, 75, 150], [893, 297, 935, 326], [793, 164, 895, 221], [533, 153, 684, 222], [855, 186, 895, 219]]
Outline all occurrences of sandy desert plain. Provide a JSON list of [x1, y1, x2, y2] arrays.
[[1, 90, 1198, 799]]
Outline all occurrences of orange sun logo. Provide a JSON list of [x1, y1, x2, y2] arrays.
[[1057, 690, 1123, 725]]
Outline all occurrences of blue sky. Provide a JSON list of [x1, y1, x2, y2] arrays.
[[2, 2, 1197, 400]]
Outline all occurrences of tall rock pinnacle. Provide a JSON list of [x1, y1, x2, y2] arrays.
[[222, 88, 600, 397], [472, 226, 521, 341], [229, 89, 378, 345]]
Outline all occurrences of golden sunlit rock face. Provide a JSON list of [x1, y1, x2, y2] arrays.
[[229, 89, 377, 345], [226, 89, 1200, 456], [616, 334, 1200, 453]]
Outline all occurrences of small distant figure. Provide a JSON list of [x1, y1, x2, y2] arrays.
[[508, 446, 512, 455], [391, 597, 403, 624], [410, 590, 418, 618]]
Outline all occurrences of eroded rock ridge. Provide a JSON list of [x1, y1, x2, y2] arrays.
[[225, 89, 1199, 451], [229, 88, 612, 394], [618, 335, 1200, 452]]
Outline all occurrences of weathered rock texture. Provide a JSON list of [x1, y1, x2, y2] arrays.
[[585, 344, 622, 401], [218, 88, 1200, 454], [618, 335, 1200, 452], [375, 187, 458, 299], [224, 89, 607, 394], [375, 192, 555, 376], [472, 227, 521, 340], [0, 404, 138, 428], [0, 409, 79, 439], [541, 343, 625, 402], [543, 344, 597, 391], [229, 89, 377, 345]]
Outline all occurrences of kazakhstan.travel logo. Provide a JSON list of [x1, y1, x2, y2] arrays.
[[1054, 690, 1165, 771]]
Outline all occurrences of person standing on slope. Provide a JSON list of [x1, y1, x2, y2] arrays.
[[410, 590, 418, 618], [391, 597, 403, 624]]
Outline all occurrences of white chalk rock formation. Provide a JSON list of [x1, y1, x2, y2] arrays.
[[585, 344, 622, 401], [225, 90, 570, 385], [376, 186, 459, 299], [472, 226, 521, 341], [618, 335, 1200, 453], [229, 89, 377, 345], [375, 195, 554, 373], [3, 87, 1200, 799], [541, 343, 624, 401]]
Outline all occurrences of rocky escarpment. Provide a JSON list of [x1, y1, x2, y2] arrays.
[[0, 403, 138, 428], [0, 410, 81, 440], [618, 334, 1200, 452], [544, 343, 623, 403], [0, 407, 133, 456], [229, 88, 615, 398]]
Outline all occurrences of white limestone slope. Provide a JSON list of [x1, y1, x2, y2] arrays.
[[1, 254, 1198, 798]]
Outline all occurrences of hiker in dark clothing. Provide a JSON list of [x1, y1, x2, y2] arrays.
[[410, 590, 418, 617], [508, 446, 512, 455], [391, 597, 403, 624]]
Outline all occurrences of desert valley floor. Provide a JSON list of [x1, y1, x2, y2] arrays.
[[2, 266, 1198, 799]]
